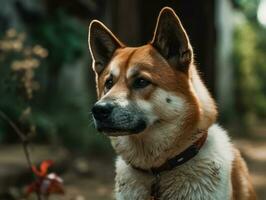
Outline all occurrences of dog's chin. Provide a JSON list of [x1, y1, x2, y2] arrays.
[[96, 121, 147, 137]]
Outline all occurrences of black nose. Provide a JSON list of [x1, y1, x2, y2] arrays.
[[92, 101, 114, 120]]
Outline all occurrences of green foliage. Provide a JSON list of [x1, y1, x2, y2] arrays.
[[33, 9, 86, 66], [233, 1, 266, 124], [234, 0, 260, 19], [0, 29, 47, 141], [0, 5, 111, 153]]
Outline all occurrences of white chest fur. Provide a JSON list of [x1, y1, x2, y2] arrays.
[[114, 124, 234, 200]]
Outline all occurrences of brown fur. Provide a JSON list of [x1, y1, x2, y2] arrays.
[[231, 148, 257, 200], [88, 7, 256, 199], [96, 45, 202, 166]]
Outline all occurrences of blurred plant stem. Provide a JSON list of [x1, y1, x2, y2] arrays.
[[0, 110, 42, 200]]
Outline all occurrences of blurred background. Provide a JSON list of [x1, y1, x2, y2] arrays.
[[0, 0, 265, 199]]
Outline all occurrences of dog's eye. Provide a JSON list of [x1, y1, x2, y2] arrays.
[[133, 78, 151, 89], [105, 78, 113, 90]]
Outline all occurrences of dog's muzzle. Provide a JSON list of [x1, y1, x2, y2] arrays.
[[91, 101, 147, 136]]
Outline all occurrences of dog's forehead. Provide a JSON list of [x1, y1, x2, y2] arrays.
[[107, 47, 134, 77], [108, 45, 162, 78]]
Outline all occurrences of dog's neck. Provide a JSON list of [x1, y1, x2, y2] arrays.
[[110, 122, 205, 169], [131, 131, 207, 175]]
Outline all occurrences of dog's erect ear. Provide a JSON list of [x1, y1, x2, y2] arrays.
[[151, 7, 193, 72], [89, 20, 123, 74]]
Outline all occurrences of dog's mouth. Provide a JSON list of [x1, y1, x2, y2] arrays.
[[91, 101, 149, 136], [95, 119, 147, 136]]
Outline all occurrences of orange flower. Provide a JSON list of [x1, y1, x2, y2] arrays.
[[26, 160, 64, 197]]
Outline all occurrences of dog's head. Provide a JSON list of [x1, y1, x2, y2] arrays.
[[88, 7, 217, 137]]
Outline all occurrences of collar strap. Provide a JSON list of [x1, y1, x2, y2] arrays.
[[132, 130, 208, 175]]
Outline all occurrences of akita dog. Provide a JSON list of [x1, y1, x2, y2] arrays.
[[88, 7, 256, 200]]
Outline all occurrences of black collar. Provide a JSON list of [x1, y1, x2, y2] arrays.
[[131, 130, 208, 175], [130, 130, 208, 200]]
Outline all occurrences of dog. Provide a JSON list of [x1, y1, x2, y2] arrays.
[[88, 7, 256, 200]]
